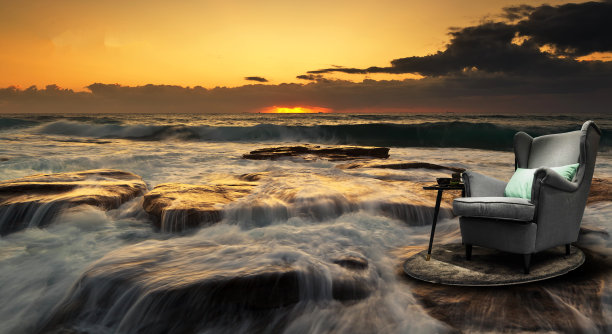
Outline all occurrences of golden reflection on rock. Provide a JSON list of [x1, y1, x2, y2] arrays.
[[225, 172, 462, 227], [142, 165, 466, 233], [0, 169, 147, 235], [143, 180, 256, 232]]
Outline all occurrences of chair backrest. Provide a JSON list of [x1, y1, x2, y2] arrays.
[[514, 120, 601, 186], [527, 131, 582, 168]]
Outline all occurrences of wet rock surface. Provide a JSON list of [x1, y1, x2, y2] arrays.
[[143, 180, 256, 232], [333, 256, 369, 270], [337, 160, 465, 173], [589, 177, 612, 204], [243, 144, 390, 161], [39, 241, 375, 334], [0, 169, 147, 235], [142, 166, 461, 233], [580, 224, 610, 238], [223, 172, 458, 227]]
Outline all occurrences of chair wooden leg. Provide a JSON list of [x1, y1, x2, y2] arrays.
[[523, 254, 532, 274], [566, 244, 571, 256], [466, 244, 472, 261]]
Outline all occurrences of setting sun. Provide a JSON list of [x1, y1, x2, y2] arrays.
[[260, 106, 332, 114]]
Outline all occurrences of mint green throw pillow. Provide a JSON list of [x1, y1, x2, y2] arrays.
[[504, 163, 579, 200]]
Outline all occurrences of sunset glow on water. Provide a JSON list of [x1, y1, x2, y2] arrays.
[[260, 106, 332, 114]]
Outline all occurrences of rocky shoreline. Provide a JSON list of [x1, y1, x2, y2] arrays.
[[242, 144, 390, 161], [0, 169, 147, 235], [1, 145, 610, 236]]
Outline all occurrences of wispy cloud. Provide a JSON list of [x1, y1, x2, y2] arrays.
[[244, 76, 269, 83]]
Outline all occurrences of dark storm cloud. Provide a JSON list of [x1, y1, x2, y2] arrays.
[[385, 22, 581, 76], [501, 5, 536, 20], [306, 21, 583, 77], [244, 76, 268, 82], [515, 1, 612, 56], [306, 1, 612, 77]]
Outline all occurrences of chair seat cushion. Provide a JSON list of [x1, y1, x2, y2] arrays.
[[453, 197, 535, 221]]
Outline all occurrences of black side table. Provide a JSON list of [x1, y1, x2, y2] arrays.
[[423, 183, 465, 261]]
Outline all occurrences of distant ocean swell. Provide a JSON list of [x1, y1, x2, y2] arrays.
[[1, 118, 609, 150], [0, 118, 38, 130]]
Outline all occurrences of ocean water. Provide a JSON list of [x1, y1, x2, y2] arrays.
[[0, 113, 611, 333]]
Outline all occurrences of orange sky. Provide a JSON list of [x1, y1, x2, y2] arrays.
[[0, 0, 588, 91]]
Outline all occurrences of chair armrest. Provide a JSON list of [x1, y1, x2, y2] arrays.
[[462, 171, 508, 197], [532, 167, 579, 195], [530, 168, 585, 251]]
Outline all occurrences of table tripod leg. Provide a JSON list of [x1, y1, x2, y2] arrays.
[[426, 189, 443, 261]]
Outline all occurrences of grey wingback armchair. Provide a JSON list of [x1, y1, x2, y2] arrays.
[[452, 121, 601, 273]]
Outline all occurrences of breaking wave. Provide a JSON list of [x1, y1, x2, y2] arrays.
[[32, 120, 610, 150]]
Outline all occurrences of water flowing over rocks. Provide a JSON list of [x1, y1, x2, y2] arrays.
[[143, 181, 256, 232], [243, 144, 390, 161], [38, 240, 376, 334], [589, 177, 612, 204], [143, 167, 461, 232], [0, 169, 147, 235], [223, 172, 459, 228]]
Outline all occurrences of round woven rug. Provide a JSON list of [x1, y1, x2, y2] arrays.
[[403, 244, 584, 286]]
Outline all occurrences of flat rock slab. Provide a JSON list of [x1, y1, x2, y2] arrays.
[[243, 144, 390, 161], [0, 169, 147, 235], [337, 160, 465, 173], [223, 173, 458, 227], [143, 182, 255, 232], [39, 241, 374, 333], [404, 243, 584, 286]]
